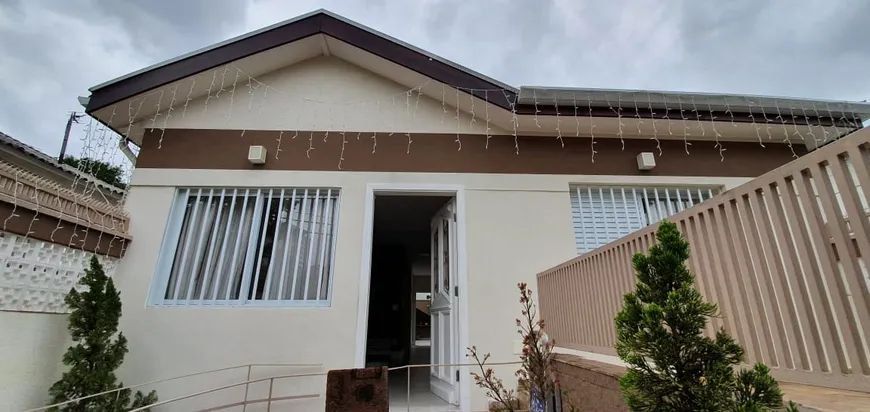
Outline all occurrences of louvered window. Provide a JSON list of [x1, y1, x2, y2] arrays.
[[569, 186, 720, 254], [151, 188, 339, 306]]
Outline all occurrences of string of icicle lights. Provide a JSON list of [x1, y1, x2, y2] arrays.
[[2, 61, 864, 264], [106, 62, 862, 170]]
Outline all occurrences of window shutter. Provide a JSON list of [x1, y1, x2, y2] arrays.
[[570, 186, 719, 254]]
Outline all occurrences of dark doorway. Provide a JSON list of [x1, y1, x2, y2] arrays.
[[364, 195, 450, 368]]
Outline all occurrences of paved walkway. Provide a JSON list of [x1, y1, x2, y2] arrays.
[[781, 382, 870, 412]]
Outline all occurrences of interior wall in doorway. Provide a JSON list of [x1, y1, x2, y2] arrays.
[[411, 256, 432, 342]]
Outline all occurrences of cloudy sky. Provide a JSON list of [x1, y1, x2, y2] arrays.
[[1, 0, 869, 162]]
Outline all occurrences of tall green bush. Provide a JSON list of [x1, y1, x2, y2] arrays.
[[47, 256, 157, 411], [615, 221, 785, 411]]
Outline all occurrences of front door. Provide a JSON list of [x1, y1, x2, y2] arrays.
[[429, 199, 459, 405]]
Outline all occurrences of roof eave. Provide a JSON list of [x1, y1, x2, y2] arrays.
[[88, 9, 328, 92], [519, 86, 870, 119]]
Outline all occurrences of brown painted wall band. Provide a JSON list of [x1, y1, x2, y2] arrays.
[[136, 129, 804, 177]]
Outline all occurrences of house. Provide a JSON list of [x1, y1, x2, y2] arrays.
[[0, 131, 130, 411], [77, 9, 870, 411]]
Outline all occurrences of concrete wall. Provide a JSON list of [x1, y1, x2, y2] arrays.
[[0, 231, 119, 411], [0, 312, 70, 411], [554, 354, 628, 412]]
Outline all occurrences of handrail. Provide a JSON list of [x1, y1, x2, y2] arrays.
[[36, 360, 527, 412], [130, 360, 526, 412], [194, 394, 321, 412], [390, 361, 523, 412], [127, 371, 328, 412], [24, 362, 321, 412], [387, 360, 522, 371]]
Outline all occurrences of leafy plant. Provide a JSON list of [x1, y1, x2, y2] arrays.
[[615, 221, 785, 411], [47, 256, 157, 411], [733, 363, 785, 411], [468, 283, 575, 412]]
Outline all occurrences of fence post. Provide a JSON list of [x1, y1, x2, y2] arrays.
[[242, 365, 252, 412], [266, 378, 274, 412]]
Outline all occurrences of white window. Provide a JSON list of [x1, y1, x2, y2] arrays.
[[569, 186, 720, 254], [151, 188, 339, 306]]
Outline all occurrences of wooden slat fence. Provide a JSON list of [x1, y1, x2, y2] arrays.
[[538, 129, 870, 392]]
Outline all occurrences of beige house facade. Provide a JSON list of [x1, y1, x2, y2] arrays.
[[76, 9, 870, 412]]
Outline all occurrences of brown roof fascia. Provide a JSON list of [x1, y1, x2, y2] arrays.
[[319, 17, 516, 109], [86, 12, 518, 114], [86, 14, 321, 112]]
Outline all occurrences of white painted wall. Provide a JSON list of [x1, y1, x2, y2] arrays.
[[119, 169, 747, 411], [0, 232, 120, 411], [0, 312, 70, 412], [158, 56, 508, 137]]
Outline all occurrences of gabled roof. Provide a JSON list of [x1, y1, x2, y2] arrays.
[[85, 9, 517, 114], [84, 9, 869, 133]]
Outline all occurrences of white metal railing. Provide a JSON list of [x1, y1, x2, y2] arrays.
[[127, 371, 326, 412], [30, 360, 536, 412], [387, 360, 523, 412], [24, 363, 321, 412]]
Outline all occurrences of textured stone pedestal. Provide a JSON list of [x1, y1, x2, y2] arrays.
[[325, 366, 389, 412], [553, 354, 629, 412]]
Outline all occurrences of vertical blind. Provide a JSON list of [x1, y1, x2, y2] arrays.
[[570, 186, 720, 254], [157, 188, 339, 306]]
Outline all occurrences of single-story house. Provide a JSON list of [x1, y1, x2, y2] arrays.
[[77, 9, 870, 411]]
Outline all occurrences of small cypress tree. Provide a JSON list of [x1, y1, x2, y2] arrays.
[[48, 255, 157, 412], [615, 221, 784, 411]]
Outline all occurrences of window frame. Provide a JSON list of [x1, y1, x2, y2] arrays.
[[147, 187, 341, 308]]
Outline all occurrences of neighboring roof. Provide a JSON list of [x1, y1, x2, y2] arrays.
[[0, 131, 125, 195], [1, 130, 66, 168], [84, 9, 868, 127]]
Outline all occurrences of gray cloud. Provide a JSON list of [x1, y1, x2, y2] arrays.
[[87, 0, 247, 57], [1, 0, 868, 164], [675, 0, 870, 100]]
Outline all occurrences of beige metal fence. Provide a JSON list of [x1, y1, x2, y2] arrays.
[[0, 160, 130, 238], [538, 129, 870, 393]]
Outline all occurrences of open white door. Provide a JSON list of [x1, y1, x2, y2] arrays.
[[429, 199, 459, 405]]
